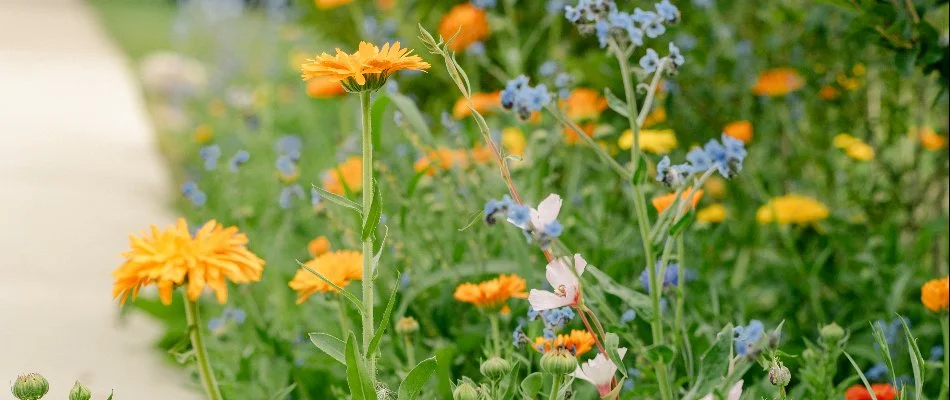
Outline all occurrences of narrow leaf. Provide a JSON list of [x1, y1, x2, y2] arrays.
[[312, 185, 362, 214], [345, 332, 377, 400], [298, 260, 365, 316], [632, 156, 648, 185], [368, 273, 401, 355], [845, 352, 880, 400], [268, 384, 297, 400], [605, 333, 628, 377], [604, 88, 629, 117], [361, 178, 383, 240], [397, 357, 438, 400], [309, 332, 346, 365], [899, 316, 925, 400], [669, 210, 697, 236]]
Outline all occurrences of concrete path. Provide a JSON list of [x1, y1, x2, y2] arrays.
[[0, 1, 200, 398]]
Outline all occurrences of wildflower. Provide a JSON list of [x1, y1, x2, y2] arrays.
[[276, 135, 303, 160], [528, 254, 587, 311], [915, 126, 948, 150], [439, 3, 491, 52], [723, 120, 753, 143], [322, 156, 362, 195], [734, 320, 765, 356], [194, 124, 214, 144], [564, 88, 607, 121], [844, 384, 897, 400], [471, 0, 497, 9], [228, 150, 250, 172], [502, 127, 527, 156], [620, 309, 636, 323], [528, 306, 577, 332], [699, 380, 743, 400], [308, 235, 331, 257], [181, 181, 207, 207], [921, 276, 949, 312], [276, 155, 300, 182], [655, 156, 690, 187], [199, 145, 221, 171], [639, 261, 688, 293], [752, 68, 805, 96], [668, 42, 685, 66], [279, 184, 305, 209], [652, 187, 703, 214], [454, 274, 528, 309], [697, 204, 727, 223], [642, 17, 666, 38], [533, 329, 596, 355], [314, 0, 352, 9], [452, 91, 501, 119], [655, 0, 679, 22], [113, 218, 265, 305], [395, 316, 420, 335], [512, 323, 530, 348], [756, 195, 829, 225], [501, 75, 551, 121], [310, 188, 322, 209], [819, 85, 841, 100], [639, 48, 661, 72], [704, 176, 727, 198], [844, 141, 875, 161], [573, 348, 627, 397], [930, 346, 944, 361], [619, 128, 678, 154], [484, 195, 514, 225], [306, 77, 346, 98], [288, 250, 363, 303], [643, 107, 667, 127], [301, 42, 430, 92]]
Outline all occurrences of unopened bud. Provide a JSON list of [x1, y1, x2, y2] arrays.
[[480, 357, 511, 381], [453, 381, 479, 400], [540, 348, 578, 376], [11, 373, 49, 400], [769, 362, 791, 387], [69, 381, 92, 400], [395, 316, 419, 336], [820, 322, 845, 343]]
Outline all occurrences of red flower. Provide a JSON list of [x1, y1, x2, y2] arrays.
[[845, 384, 897, 400]]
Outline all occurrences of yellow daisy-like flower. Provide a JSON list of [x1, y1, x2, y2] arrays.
[[301, 41, 430, 92], [502, 127, 527, 156], [322, 156, 363, 195], [112, 218, 265, 306], [833, 133, 859, 149], [723, 120, 753, 143], [454, 274, 527, 309], [752, 68, 805, 97], [618, 129, 678, 154], [193, 124, 214, 144], [452, 91, 501, 119], [697, 204, 727, 223], [314, 0, 353, 9], [533, 329, 596, 356], [921, 276, 949, 312], [833, 134, 875, 161], [756, 195, 829, 225], [308, 235, 331, 257], [652, 187, 703, 214], [288, 250, 363, 304], [439, 3, 491, 52]]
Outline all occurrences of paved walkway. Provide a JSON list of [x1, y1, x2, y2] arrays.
[[0, 1, 200, 398]]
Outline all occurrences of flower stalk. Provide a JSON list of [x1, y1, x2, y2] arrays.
[[941, 314, 949, 400], [359, 90, 377, 381], [184, 294, 223, 400]]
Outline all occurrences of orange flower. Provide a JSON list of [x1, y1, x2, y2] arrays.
[[643, 107, 667, 128], [308, 235, 331, 257], [819, 85, 841, 100], [113, 219, 265, 305], [322, 156, 363, 195], [723, 120, 753, 143], [439, 3, 490, 52], [844, 384, 897, 400], [306, 77, 346, 98], [563, 122, 597, 145], [314, 0, 352, 9], [752, 68, 805, 96], [921, 276, 949, 312], [301, 41, 430, 92], [453, 91, 501, 119], [288, 250, 363, 304], [564, 88, 607, 121], [376, 0, 396, 10], [533, 330, 596, 356], [454, 274, 527, 309], [652, 187, 704, 214], [916, 127, 948, 150], [414, 146, 492, 175]]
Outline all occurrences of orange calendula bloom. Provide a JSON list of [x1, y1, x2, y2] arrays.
[[453, 91, 501, 119], [306, 77, 346, 98], [564, 88, 608, 121], [322, 156, 363, 195], [454, 274, 527, 309], [289, 250, 363, 304], [921, 276, 949, 312], [652, 187, 704, 214], [723, 120, 753, 143], [314, 0, 352, 9], [844, 384, 897, 400], [752, 68, 805, 96], [113, 219, 265, 306], [642, 107, 667, 128], [756, 195, 829, 225], [439, 3, 490, 52], [533, 330, 596, 356], [916, 127, 948, 150], [819, 85, 841, 100], [414, 146, 492, 175], [301, 41, 430, 92], [308, 235, 331, 257]]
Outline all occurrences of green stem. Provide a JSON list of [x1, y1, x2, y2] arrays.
[[403, 335, 416, 367], [548, 374, 563, 400], [489, 314, 502, 356], [940, 314, 949, 400], [184, 295, 223, 400], [359, 90, 377, 381], [673, 235, 686, 351], [338, 296, 350, 337]]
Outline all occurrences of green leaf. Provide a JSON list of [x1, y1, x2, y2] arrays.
[[312, 185, 362, 214], [345, 332, 377, 400], [434, 346, 458, 399], [268, 384, 297, 400], [106, 391, 114, 400], [899, 316, 925, 400], [845, 352, 880, 400], [298, 260, 365, 316], [520, 372, 543, 398], [644, 344, 676, 365], [309, 332, 346, 365], [368, 273, 401, 356], [361, 178, 383, 240], [604, 88, 629, 117], [388, 92, 433, 139], [371, 94, 391, 150], [601, 377, 625, 399], [396, 260, 519, 317], [585, 265, 653, 318], [397, 357, 438, 400], [604, 332, 628, 377], [632, 156, 648, 185], [501, 364, 522, 400], [669, 210, 696, 236], [689, 325, 734, 396]]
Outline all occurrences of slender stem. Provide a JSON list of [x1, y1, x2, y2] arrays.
[[359, 90, 377, 381], [577, 306, 607, 355], [547, 105, 632, 180], [337, 296, 349, 337], [184, 295, 223, 400], [940, 314, 949, 400], [673, 235, 686, 350], [548, 374, 563, 400], [403, 335, 416, 367], [489, 314, 502, 356]]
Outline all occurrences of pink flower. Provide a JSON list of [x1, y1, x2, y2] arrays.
[[700, 380, 743, 400], [509, 193, 562, 230], [573, 348, 626, 396], [528, 254, 587, 311]]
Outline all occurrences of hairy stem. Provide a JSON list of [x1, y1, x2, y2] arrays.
[[184, 295, 223, 400], [359, 90, 377, 381]]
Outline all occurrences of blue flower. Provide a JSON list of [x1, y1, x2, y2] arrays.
[[627, 26, 644, 46], [468, 41, 486, 55], [199, 145, 221, 171], [547, 0, 567, 14], [276, 155, 297, 177], [207, 318, 225, 331], [734, 320, 765, 356], [930, 346, 944, 361], [654, 0, 679, 22], [703, 139, 730, 176], [279, 184, 305, 209], [189, 190, 207, 207], [620, 309, 637, 323], [181, 180, 199, 197], [631, 8, 656, 24], [721, 134, 747, 162], [310, 188, 322, 208], [595, 19, 610, 47], [471, 0, 497, 9], [539, 61, 559, 76], [275, 135, 302, 160], [385, 80, 399, 94], [542, 220, 564, 237], [501, 76, 551, 120], [564, 5, 582, 23], [223, 307, 247, 324], [686, 147, 712, 173], [865, 363, 889, 382], [507, 204, 531, 227], [512, 322, 529, 348], [643, 19, 666, 38], [228, 150, 250, 172], [668, 42, 685, 66], [639, 261, 685, 293], [639, 48, 660, 73], [656, 156, 671, 182]]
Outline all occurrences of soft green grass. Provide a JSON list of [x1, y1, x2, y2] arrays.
[[88, 0, 176, 60]]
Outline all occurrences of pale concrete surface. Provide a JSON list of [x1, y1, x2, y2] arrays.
[[0, 0, 200, 398]]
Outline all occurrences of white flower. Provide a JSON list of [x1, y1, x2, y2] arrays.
[[573, 348, 627, 396], [528, 254, 587, 311], [700, 380, 743, 400], [509, 193, 562, 230]]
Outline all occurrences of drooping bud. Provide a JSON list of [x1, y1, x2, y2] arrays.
[[69, 381, 92, 400], [769, 362, 791, 387], [452, 381, 479, 400], [540, 348, 578, 376], [480, 357, 511, 381], [11, 373, 49, 400], [395, 316, 420, 336], [820, 322, 845, 344]]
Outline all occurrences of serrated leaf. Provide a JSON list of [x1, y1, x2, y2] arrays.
[[368, 273, 400, 355], [644, 344, 676, 365], [361, 178, 383, 240], [520, 372, 543, 398], [605, 332, 628, 377], [398, 357, 438, 400], [345, 332, 377, 400], [604, 88, 629, 117], [309, 332, 346, 365], [585, 265, 653, 318], [312, 185, 362, 214]]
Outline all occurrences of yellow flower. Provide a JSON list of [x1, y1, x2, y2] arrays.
[[306, 77, 346, 98], [533, 330, 596, 356], [618, 129, 678, 154], [833, 133, 859, 149], [756, 195, 829, 225], [322, 156, 363, 195], [193, 124, 214, 144], [697, 204, 727, 223], [289, 250, 363, 304], [704, 176, 727, 199], [836, 73, 861, 91], [563, 88, 608, 121], [453, 91, 501, 119], [844, 141, 875, 161], [454, 274, 527, 309], [439, 3, 490, 52], [413, 147, 491, 175], [921, 276, 949, 312], [301, 41, 430, 92], [314, 0, 353, 9], [852, 64, 866, 76], [308, 235, 331, 257], [112, 219, 265, 305], [652, 187, 703, 214], [502, 127, 527, 156], [723, 120, 753, 143], [752, 68, 805, 96], [915, 127, 948, 150], [643, 107, 667, 128]]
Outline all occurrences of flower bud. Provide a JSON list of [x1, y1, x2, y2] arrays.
[[769, 362, 791, 387], [480, 357, 511, 381], [69, 381, 92, 400], [453, 381, 479, 400], [820, 322, 845, 343], [540, 348, 578, 376], [11, 373, 49, 400], [395, 316, 419, 336]]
